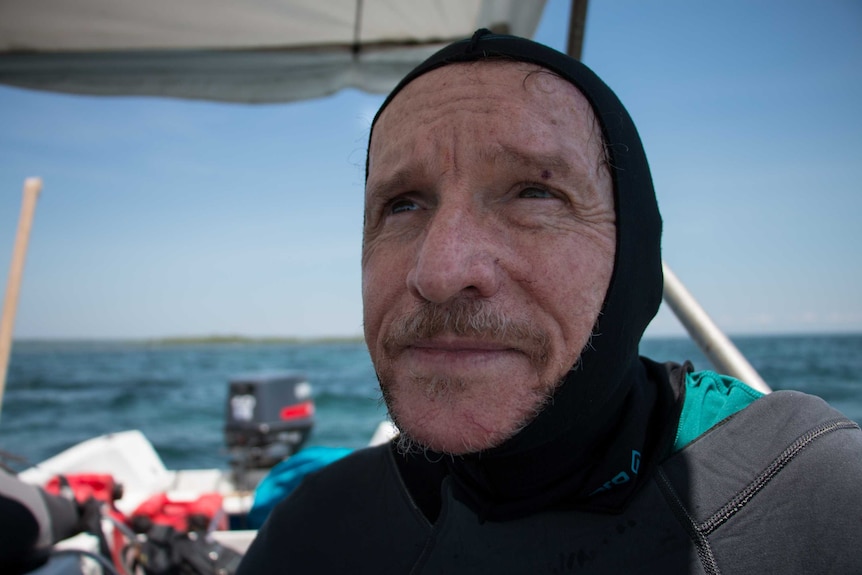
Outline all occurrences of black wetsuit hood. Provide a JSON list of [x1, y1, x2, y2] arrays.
[[365, 30, 668, 521]]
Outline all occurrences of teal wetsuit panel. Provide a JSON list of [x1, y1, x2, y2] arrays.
[[673, 370, 764, 453]]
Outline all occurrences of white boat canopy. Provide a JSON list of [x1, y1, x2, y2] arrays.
[[0, 0, 546, 103]]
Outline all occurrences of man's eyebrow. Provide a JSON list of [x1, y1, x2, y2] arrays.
[[365, 166, 418, 200], [479, 144, 573, 176], [366, 144, 583, 198]]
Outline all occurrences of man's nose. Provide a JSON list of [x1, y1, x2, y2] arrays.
[[406, 207, 502, 304]]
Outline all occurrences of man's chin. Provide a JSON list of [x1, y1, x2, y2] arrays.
[[376, 355, 560, 455], [383, 387, 540, 456], [392, 423, 513, 456]]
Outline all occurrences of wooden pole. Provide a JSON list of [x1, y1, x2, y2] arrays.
[[0, 178, 42, 418]]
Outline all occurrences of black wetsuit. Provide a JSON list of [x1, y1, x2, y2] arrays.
[[239, 384, 862, 574]]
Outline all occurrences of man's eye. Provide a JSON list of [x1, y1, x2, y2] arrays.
[[519, 186, 554, 199], [389, 198, 419, 215]]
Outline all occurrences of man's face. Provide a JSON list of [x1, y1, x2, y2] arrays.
[[362, 62, 616, 455]]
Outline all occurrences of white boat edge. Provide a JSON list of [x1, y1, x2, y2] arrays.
[[19, 421, 399, 555]]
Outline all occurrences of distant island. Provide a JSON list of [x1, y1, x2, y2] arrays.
[[14, 335, 366, 346], [149, 335, 365, 345]]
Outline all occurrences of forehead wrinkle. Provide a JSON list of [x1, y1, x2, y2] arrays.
[[368, 61, 605, 197]]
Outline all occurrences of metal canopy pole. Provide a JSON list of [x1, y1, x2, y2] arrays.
[[0, 178, 43, 418], [662, 263, 771, 393]]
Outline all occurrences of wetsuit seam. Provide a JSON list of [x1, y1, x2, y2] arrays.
[[656, 468, 722, 575], [408, 477, 454, 575], [383, 445, 441, 574], [698, 418, 860, 536], [385, 445, 435, 530]]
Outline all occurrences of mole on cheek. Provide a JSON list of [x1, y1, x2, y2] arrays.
[[541, 170, 552, 180]]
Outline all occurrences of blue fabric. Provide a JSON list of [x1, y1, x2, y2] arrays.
[[673, 370, 764, 453], [248, 446, 352, 528]]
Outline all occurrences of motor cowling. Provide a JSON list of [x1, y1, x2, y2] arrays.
[[224, 373, 315, 481]]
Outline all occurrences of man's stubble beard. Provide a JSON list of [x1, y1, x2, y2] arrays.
[[374, 298, 570, 456], [380, 372, 562, 456]]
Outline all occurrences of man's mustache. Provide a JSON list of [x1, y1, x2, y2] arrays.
[[382, 299, 551, 367]]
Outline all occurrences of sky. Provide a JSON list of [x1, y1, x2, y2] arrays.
[[1, 0, 860, 340]]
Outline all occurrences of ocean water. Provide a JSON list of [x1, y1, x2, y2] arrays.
[[1, 334, 860, 471]]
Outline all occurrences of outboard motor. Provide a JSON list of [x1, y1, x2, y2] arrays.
[[224, 373, 315, 489]]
